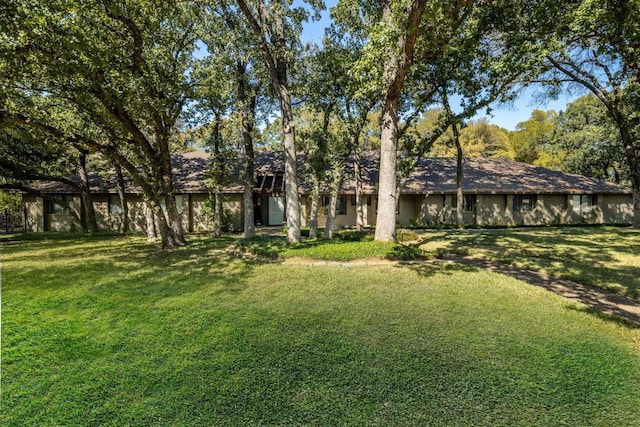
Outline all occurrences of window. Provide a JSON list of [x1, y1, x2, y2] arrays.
[[322, 195, 347, 215], [109, 195, 123, 214], [48, 195, 73, 214], [513, 194, 538, 212], [573, 194, 597, 215], [350, 195, 372, 206], [336, 196, 347, 215], [159, 195, 183, 215], [451, 194, 476, 212]]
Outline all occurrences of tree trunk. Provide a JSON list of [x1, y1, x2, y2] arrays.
[[238, 61, 256, 239], [115, 163, 129, 234], [213, 190, 223, 237], [236, 0, 301, 243], [373, 0, 426, 242], [375, 97, 399, 241], [77, 151, 98, 233], [324, 168, 344, 240], [309, 176, 320, 239], [242, 167, 255, 238], [153, 201, 175, 249], [324, 192, 338, 240], [453, 123, 464, 228], [144, 202, 158, 241], [354, 150, 365, 231], [161, 190, 186, 247], [281, 90, 302, 244]]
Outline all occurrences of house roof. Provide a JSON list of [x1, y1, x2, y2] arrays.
[[400, 157, 631, 195], [33, 150, 631, 196]]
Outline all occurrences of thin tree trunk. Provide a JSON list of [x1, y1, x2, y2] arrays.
[[309, 176, 320, 239], [238, 61, 256, 239], [213, 191, 222, 237], [211, 113, 226, 237], [115, 163, 129, 234], [144, 202, 158, 241], [77, 151, 98, 233], [324, 168, 344, 240], [242, 163, 255, 238], [354, 150, 365, 231], [453, 124, 464, 228]]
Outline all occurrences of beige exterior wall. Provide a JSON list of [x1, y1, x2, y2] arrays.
[[541, 195, 569, 224], [396, 194, 420, 226], [183, 194, 242, 232], [477, 195, 511, 226], [188, 194, 210, 232], [420, 194, 447, 226], [602, 195, 634, 224], [22, 190, 635, 234], [24, 195, 44, 232], [309, 194, 376, 229]]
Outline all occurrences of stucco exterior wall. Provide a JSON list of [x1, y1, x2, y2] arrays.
[[477, 195, 511, 226], [602, 195, 634, 224], [24, 195, 44, 232], [22, 190, 635, 234]]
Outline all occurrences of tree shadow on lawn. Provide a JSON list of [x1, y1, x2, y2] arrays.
[[423, 229, 640, 298], [402, 259, 478, 278], [4, 234, 260, 302]]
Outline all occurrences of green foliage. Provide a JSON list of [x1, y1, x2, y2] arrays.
[[3, 234, 640, 425], [0, 190, 22, 212], [553, 94, 626, 182], [507, 110, 559, 166]]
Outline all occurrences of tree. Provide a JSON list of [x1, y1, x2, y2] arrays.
[[235, 0, 322, 244], [297, 20, 378, 238], [553, 94, 625, 182], [507, 110, 559, 165], [498, 0, 640, 227], [1, 0, 199, 246], [196, 2, 270, 238], [343, 0, 522, 241], [0, 125, 100, 232]]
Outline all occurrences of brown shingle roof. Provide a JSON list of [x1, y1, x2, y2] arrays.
[[32, 150, 631, 195]]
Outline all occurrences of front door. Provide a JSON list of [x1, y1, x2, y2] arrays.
[[268, 196, 285, 225]]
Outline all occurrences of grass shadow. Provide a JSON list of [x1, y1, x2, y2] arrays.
[[416, 226, 640, 298]]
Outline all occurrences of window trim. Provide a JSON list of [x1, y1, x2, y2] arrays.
[[451, 194, 476, 212], [109, 194, 124, 215], [513, 194, 538, 213]]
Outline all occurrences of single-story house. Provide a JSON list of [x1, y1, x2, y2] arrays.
[[22, 150, 634, 233]]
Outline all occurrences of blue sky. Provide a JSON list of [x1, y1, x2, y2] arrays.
[[299, 2, 581, 131]]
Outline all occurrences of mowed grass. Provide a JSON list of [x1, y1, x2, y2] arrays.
[[417, 226, 640, 298], [2, 234, 640, 426], [235, 233, 420, 261]]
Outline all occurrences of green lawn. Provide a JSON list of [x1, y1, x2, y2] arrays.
[[416, 226, 640, 298], [2, 233, 640, 426]]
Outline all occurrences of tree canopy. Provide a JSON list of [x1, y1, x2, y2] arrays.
[[2, 0, 638, 242]]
